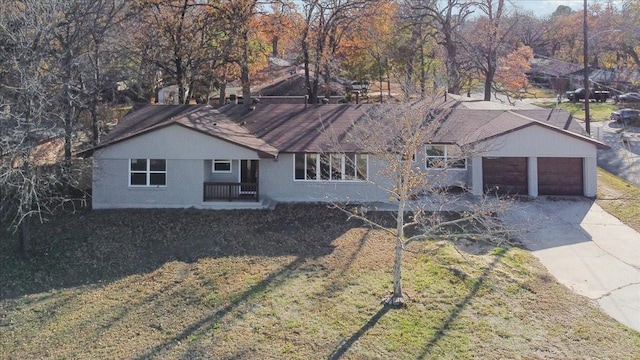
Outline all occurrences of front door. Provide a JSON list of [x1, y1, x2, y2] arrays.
[[240, 160, 258, 193]]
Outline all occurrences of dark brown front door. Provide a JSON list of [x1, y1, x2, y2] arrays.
[[240, 160, 258, 193], [482, 157, 528, 195]]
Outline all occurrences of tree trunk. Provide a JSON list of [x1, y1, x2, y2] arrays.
[[484, 76, 492, 101], [272, 36, 279, 58], [386, 58, 391, 97], [446, 43, 461, 94], [484, 55, 496, 101], [378, 60, 384, 103], [420, 45, 426, 99], [391, 238, 404, 305], [301, 26, 312, 103], [241, 64, 251, 107], [388, 170, 408, 307], [218, 81, 227, 106], [323, 60, 332, 100], [63, 80, 75, 177], [241, 29, 252, 108], [20, 218, 30, 259], [63, 100, 73, 163], [91, 40, 102, 146], [91, 107, 99, 146], [176, 57, 187, 104]]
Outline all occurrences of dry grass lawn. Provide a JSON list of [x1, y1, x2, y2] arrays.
[[597, 167, 640, 232], [532, 100, 618, 122], [1, 203, 640, 359]]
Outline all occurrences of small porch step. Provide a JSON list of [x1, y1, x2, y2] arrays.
[[200, 198, 274, 210]]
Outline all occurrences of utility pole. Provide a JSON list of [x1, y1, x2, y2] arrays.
[[583, 0, 590, 135]]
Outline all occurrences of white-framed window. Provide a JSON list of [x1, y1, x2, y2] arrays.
[[130, 159, 167, 186], [425, 145, 466, 169], [294, 153, 367, 181], [213, 159, 232, 173]]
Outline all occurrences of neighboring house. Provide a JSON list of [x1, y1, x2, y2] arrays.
[[527, 57, 582, 92], [157, 85, 190, 105], [79, 100, 608, 209], [528, 56, 640, 94], [566, 68, 640, 93]]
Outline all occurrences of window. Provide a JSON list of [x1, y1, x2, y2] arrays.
[[130, 159, 166, 186], [425, 145, 466, 169], [213, 159, 232, 173], [294, 153, 367, 181]]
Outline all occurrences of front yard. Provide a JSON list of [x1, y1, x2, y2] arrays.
[[533, 100, 618, 121], [1, 198, 640, 359]]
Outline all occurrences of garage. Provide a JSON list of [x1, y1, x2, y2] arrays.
[[537, 157, 583, 195], [482, 157, 528, 195]]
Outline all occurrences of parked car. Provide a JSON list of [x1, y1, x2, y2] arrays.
[[565, 87, 610, 102], [615, 92, 640, 103], [611, 108, 640, 124], [346, 81, 370, 92]]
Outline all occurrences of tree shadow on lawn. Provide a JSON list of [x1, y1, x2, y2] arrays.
[[322, 245, 508, 359], [0, 204, 358, 300], [328, 305, 394, 359], [132, 256, 306, 360], [417, 248, 508, 359]]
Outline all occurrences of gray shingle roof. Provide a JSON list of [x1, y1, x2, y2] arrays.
[[219, 103, 376, 152], [429, 108, 607, 149], [80, 100, 608, 157], [85, 104, 278, 157]]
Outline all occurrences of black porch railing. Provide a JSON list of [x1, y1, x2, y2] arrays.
[[203, 182, 259, 202]]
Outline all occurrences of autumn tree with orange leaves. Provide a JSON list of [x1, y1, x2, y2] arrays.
[[494, 45, 533, 100], [337, 1, 397, 101], [299, 0, 378, 104], [257, 1, 300, 59], [464, 0, 517, 101]]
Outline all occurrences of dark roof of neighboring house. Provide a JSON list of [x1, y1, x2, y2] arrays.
[[566, 68, 640, 88], [255, 74, 346, 97], [529, 57, 582, 78], [80, 104, 278, 157], [79, 100, 608, 157]]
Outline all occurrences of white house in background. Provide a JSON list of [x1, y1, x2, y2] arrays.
[[157, 85, 189, 105], [79, 99, 609, 210]]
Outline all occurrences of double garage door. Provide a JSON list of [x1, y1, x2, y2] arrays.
[[482, 157, 583, 196]]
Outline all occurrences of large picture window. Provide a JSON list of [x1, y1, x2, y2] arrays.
[[425, 145, 466, 169], [294, 153, 367, 181], [130, 159, 167, 186]]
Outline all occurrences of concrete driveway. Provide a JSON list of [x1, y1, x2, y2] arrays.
[[501, 197, 640, 332]]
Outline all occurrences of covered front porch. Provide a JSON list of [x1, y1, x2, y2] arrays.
[[203, 182, 259, 202], [202, 159, 260, 203]]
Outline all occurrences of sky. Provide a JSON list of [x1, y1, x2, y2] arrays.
[[512, 0, 623, 16]]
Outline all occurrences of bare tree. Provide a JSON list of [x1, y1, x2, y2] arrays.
[[402, 0, 475, 95], [299, 0, 376, 104], [130, 0, 227, 104], [83, 0, 127, 145], [391, 3, 431, 100], [509, 11, 551, 57], [0, 0, 73, 257], [463, 0, 519, 101], [215, 0, 260, 108], [326, 95, 512, 306]]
